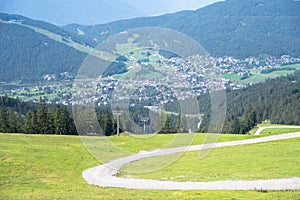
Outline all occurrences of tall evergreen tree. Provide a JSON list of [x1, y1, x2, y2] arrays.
[[0, 99, 9, 133], [61, 106, 71, 134], [160, 115, 174, 134], [45, 110, 55, 134], [54, 105, 70, 134], [230, 118, 241, 134], [24, 110, 36, 134], [36, 98, 54, 134], [8, 111, 18, 133], [16, 112, 25, 133], [103, 111, 113, 136], [69, 116, 77, 135], [175, 114, 181, 133]]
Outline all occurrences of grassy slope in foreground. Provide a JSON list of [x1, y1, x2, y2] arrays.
[[0, 133, 299, 199], [119, 138, 300, 182]]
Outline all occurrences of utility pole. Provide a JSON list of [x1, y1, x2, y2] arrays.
[[140, 117, 149, 134], [112, 110, 122, 136]]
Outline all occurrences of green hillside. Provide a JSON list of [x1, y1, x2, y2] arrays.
[[0, 20, 87, 83], [1, 132, 299, 199], [63, 0, 300, 58]]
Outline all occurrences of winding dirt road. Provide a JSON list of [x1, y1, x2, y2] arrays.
[[83, 129, 300, 190]]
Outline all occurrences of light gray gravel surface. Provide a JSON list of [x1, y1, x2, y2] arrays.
[[83, 131, 300, 190]]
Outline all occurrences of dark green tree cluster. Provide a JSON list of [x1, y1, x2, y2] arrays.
[[0, 96, 37, 115], [0, 99, 24, 133], [159, 114, 188, 134], [72, 105, 117, 136], [159, 116, 175, 134], [0, 98, 77, 135], [98, 110, 116, 136], [0, 22, 87, 83], [199, 73, 300, 134], [223, 110, 257, 134]]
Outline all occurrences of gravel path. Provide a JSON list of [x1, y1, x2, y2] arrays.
[[83, 131, 300, 190]]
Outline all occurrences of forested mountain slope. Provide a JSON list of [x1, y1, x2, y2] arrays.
[[0, 13, 90, 83], [199, 72, 300, 133], [63, 0, 300, 58], [1, 0, 299, 83]]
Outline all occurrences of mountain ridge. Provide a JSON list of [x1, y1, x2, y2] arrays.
[[0, 13, 88, 83], [0, 0, 299, 83], [63, 0, 300, 58]]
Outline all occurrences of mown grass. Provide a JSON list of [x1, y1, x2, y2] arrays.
[[120, 138, 300, 182], [279, 63, 300, 70], [223, 64, 299, 84], [1, 133, 299, 199], [260, 128, 300, 136], [80, 132, 260, 163], [248, 124, 300, 136]]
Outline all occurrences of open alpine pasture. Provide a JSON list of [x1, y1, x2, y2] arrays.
[[1, 126, 300, 199]]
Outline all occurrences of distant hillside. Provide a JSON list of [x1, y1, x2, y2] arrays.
[[1, 0, 299, 83], [0, 13, 89, 83], [64, 0, 300, 58], [0, 13, 96, 46], [199, 72, 300, 133]]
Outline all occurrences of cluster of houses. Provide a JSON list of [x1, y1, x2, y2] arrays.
[[2, 54, 299, 106]]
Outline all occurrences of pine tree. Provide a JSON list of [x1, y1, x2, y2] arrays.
[[24, 110, 36, 134], [180, 115, 189, 133], [54, 105, 61, 134], [0, 99, 9, 133], [175, 114, 181, 133], [54, 105, 70, 134], [59, 106, 72, 134], [45, 110, 55, 134], [36, 98, 54, 134], [230, 118, 241, 134], [160, 115, 173, 134], [103, 111, 113, 136], [69, 116, 77, 135], [8, 110, 18, 133], [16, 113, 24, 133]]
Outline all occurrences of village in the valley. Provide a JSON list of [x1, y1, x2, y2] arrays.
[[2, 53, 299, 106]]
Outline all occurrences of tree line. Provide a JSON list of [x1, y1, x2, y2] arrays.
[[0, 97, 120, 136], [0, 98, 77, 135], [199, 73, 300, 134]]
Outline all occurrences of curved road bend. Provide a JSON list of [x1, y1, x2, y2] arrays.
[[83, 131, 300, 190]]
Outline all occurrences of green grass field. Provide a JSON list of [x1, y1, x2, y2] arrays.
[[248, 124, 300, 136], [260, 128, 300, 136], [119, 138, 300, 182], [1, 132, 300, 199], [223, 64, 300, 84], [280, 64, 300, 70]]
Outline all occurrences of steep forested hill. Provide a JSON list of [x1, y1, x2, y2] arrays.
[[64, 0, 300, 58], [0, 0, 299, 83], [0, 23, 87, 83], [199, 72, 300, 133], [0, 13, 90, 83]]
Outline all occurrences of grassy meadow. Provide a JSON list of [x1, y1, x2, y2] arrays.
[[223, 64, 300, 84], [119, 138, 300, 182], [1, 128, 300, 199]]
